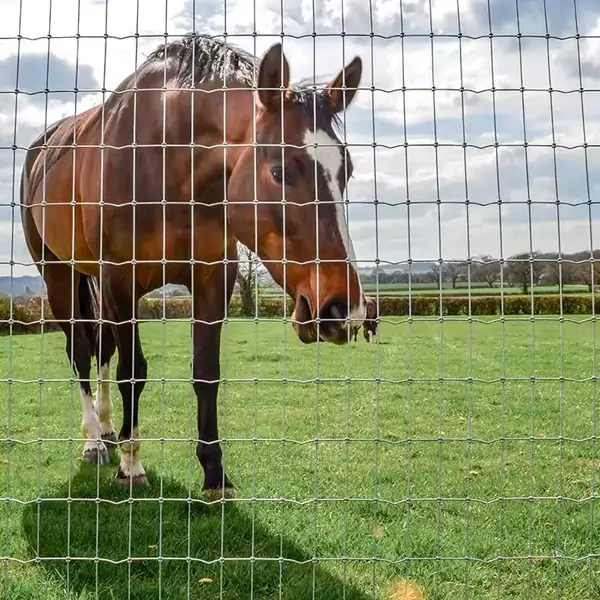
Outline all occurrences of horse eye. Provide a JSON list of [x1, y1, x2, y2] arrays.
[[271, 166, 291, 185]]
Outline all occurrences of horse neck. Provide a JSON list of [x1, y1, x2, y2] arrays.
[[222, 93, 260, 171]]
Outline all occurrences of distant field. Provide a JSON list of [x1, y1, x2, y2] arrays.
[[361, 284, 591, 297], [259, 284, 591, 298]]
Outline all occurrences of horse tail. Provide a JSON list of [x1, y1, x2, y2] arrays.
[[78, 274, 101, 350]]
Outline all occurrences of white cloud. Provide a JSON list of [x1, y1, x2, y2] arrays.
[[1, 0, 600, 277]]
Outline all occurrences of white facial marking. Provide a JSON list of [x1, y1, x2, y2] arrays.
[[302, 128, 365, 324]]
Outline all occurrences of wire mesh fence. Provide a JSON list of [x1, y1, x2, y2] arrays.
[[1, 0, 600, 599]]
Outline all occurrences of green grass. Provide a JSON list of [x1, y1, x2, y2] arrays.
[[1, 317, 600, 599]]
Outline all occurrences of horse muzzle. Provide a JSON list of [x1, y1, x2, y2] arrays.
[[291, 295, 365, 345]]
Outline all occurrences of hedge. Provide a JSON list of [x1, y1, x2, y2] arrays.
[[2, 293, 600, 335], [138, 294, 600, 318], [0, 296, 61, 335]]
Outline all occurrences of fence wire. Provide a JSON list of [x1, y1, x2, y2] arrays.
[[1, 1, 600, 600]]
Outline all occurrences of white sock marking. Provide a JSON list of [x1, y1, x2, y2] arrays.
[[95, 362, 114, 437], [79, 382, 106, 456], [302, 128, 365, 324], [120, 448, 146, 478], [119, 428, 146, 478]]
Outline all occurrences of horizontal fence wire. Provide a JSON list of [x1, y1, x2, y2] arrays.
[[1, 1, 599, 600]]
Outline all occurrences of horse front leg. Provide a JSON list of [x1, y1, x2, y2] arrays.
[[192, 263, 237, 500]]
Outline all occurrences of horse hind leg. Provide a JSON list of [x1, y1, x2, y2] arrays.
[[20, 167, 108, 465], [47, 270, 110, 465]]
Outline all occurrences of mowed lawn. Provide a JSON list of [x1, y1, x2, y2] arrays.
[[1, 317, 599, 599]]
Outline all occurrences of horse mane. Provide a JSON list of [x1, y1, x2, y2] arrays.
[[288, 77, 343, 136], [145, 33, 258, 88], [145, 34, 343, 134]]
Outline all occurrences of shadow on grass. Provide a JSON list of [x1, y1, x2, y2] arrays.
[[22, 465, 377, 600]]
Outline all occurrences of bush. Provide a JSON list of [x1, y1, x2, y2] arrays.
[[0, 295, 60, 335], [3, 293, 599, 336]]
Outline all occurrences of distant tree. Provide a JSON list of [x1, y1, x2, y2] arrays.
[[542, 259, 576, 291], [389, 270, 408, 284], [365, 267, 394, 285], [473, 255, 501, 288], [506, 252, 543, 294], [574, 261, 600, 292], [444, 261, 466, 289], [236, 242, 268, 316], [427, 263, 445, 287]]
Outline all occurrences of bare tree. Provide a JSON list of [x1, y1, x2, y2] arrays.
[[473, 255, 501, 288], [444, 261, 466, 289], [575, 261, 600, 293], [506, 252, 543, 294], [542, 259, 576, 291], [429, 263, 444, 285], [235, 242, 268, 316]]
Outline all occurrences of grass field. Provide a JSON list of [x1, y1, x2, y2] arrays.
[[1, 317, 599, 599], [259, 284, 591, 297]]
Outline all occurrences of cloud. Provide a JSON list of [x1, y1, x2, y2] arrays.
[[464, 0, 599, 37], [0, 52, 99, 104], [1, 0, 600, 277]]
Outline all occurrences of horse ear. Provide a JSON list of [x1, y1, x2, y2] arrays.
[[325, 56, 362, 113], [256, 43, 290, 112]]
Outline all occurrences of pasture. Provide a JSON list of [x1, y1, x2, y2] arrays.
[[260, 284, 592, 297], [1, 317, 599, 599]]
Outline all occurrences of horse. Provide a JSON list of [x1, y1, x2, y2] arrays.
[[20, 34, 366, 498], [351, 295, 378, 342]]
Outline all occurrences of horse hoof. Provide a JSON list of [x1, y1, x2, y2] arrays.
[[202, 487, 236, 502], [82, 447, 110, 466], [116, 472, 149, 488], [101, 432, 119, 447]]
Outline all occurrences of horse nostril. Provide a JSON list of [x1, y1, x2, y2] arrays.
[[319, 297, 349, 327]]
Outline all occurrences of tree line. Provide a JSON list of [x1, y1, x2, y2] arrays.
[[361, 250, 600, 294], [153, 245, 600, 316]]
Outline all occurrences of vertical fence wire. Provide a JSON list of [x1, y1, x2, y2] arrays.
[[572, 2, 600, 596]]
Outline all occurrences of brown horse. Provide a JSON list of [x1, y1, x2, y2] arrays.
[[352, 295, 378, 342], [20, 34, 366, 498]]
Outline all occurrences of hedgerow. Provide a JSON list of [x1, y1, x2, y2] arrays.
[[2, 293, 598, 335]]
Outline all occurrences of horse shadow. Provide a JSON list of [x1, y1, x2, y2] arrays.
[[21, 466, 377, 600]]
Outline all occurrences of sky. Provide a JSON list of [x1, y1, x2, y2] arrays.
[[1, 0, 600, 276]]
